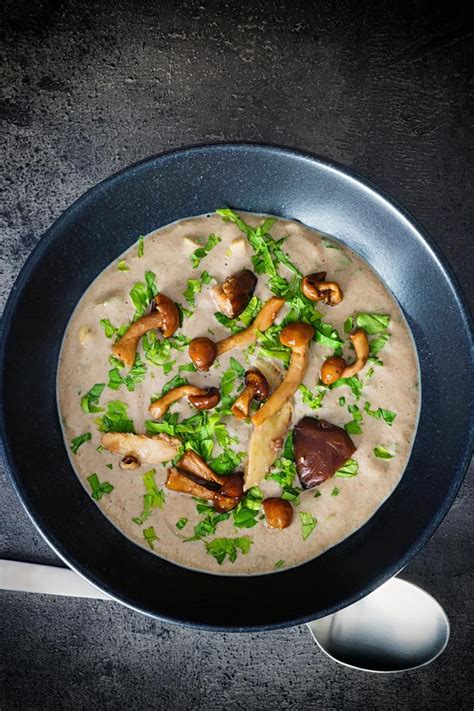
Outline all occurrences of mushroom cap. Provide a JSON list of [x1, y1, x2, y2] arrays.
[[153, 293, 180, 337], [279, 322, 314, 349], [294, 416, 356, 488], [213, 269, 258, 319], [244, 368, 269, 401], [188, 386, 221, 410], [262, 498, 293, 529], [188, 337, 217, 371], [320, 356, 347, 385]]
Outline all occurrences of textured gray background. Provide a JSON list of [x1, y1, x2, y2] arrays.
[[1, 1, 473, 709]]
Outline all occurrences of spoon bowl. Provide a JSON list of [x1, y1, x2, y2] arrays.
[[307, 577, 450, 673]]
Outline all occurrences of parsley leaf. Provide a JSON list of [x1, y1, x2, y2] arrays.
[[275, 559, 285, 568], [87, 472, 114, 500], [137, 235, 144, 258], [117, 259, 129, 272], [335, 458, 359, 478], [345, 420, 363, 435], [330, 375, 363, 400], [232, 486, 263, 529], [108, 354, 146, 392], [132, 469, 165, 525], [130, 270, 158, 318], [80, 383, 105, 413], [71, 432, 92, 454], [176, 517, 188, 530], [331, 486, 340, 496], [143, 526, 158, 549], [369, 332, 390, 356], [363, 401, 397, 426], [374, 446, 394, 459], [205, 536, 253, 564], [190, 233, 221, 268], [299, 512, 317, 540], [356, 312, 390, 334], [209, 449, 245, 475], [95, 401, 135, 433], [344, 317, 353, 333], [299, 384, 327, 410], [100, 319, 117, 339]]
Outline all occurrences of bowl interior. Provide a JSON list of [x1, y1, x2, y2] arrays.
[[1, 144, 472, 630]]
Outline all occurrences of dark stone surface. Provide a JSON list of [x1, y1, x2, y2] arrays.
[[0, 1, 472, 708]]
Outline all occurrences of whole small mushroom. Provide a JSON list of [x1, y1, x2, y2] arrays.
[[212, 269, 257, 318], [262, 498, 293, 529], [301, 272, 343, 306], [188, 337, 218, 371], [231, 368, 269, 420], [148, 384, 220, 419], [320, 329, 369, 385]]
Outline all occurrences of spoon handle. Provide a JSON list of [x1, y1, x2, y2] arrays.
[[0, 559, 111, 600]]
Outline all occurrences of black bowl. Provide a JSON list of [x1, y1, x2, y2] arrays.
[[1, 144, 472, 631]]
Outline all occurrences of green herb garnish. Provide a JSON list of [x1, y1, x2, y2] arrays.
[[95, 400, 134, 433], [80, 383, 105, 413], [275, 559, 285, 568], [108, 354, 146, 392], [330, 375, 363, 400], [299, 512, 317, 540], [335, 458, 359, 478], [176, 517, 188, 531], [143, 526, 158, 549], [100, 319, 117, 339], [356, 312, 390, 334], [363, 401, 397, 426], [137, 235, 144, 258], [117, 259, 129, 272], [299, 384, 327, 410], [132, 469, 165, 525], [369, 332, 390, 356], [344, 317, 354, 333], [130, 270, 158, 318], [87, 472, 114, 500], [374, 445, 394, 459], [205, 536, 253, 564], [331, 486, 340, 496], [232, 486, 264, 529], [71, 432, 92, 454], [190, 233, 221, 268]]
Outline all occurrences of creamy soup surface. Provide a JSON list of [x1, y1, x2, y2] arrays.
[[58, 211, 420, 574]]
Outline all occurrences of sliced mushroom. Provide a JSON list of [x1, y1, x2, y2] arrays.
[[244, 360, 292, 491], [112, 293, 180, 366], [188, 337, 218, 371], [251, 322, 314, 427], [301, 272, 343, 306], [294, 416, 356, 488], [166, 451, 243, 512], [231, 369, 269, 420], [320, 329, 369, 385], [120, 455, 141, 470], [148, 384, 220, 420], [212, 269, 257, 318], [262, 498, 293, 529], [216, 296, 285, 357], [101, 432, 180, 465]]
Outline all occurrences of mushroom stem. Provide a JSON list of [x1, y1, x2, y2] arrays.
[[112, 293, 179, 366], [231, 368, 269, 420], [216, 296, 285, 356], [148, 384, 220, 420], [251, 322, 314, 427], [166, 452, 243, 512], [320, 329, 369, 384]]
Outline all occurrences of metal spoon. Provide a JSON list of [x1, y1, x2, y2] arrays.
[[1, 560, 449, 671], [307, 576, 450, 672]]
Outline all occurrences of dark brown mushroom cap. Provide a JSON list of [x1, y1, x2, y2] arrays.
[[213, 269, 257, 318], [294, 416, 356, 488], [244, 368, 269, 401], [187, 386, 221, 410], [188, 337, 217, 371]]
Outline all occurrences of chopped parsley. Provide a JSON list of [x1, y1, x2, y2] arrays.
[[364, 401, 397, 426], [330, 375, 363, 400], [369, 332, 390, 356], [80, 383, 105, 413], [335, 458, 359, 478], [176, 517, 188, 530], [205, 536, 253, 565], [344, 420, 363, 435], [117, 259, 129, 272], [71, 432, 92, 454], [232, 486, 264, 529], [299, 512, 317, 540], [299, 384, 327, 410], [130, 270, 158, 319], [214, 296, 263, 334], [108, 354, 146, 392], [100, 319, 118, 339], [266, 453, 301, 504], [160, 374, 189, 397], [185, 508, 230, 541], [142, 332, 189, 374], [275, 559, 285, 568], [374, 445, 394, 459], [344, 317, 354, 333], [331, 486, 340, 496], [95, 400, 135, 433], [87, 472, 114, 500], [137, 235, 144, 258], [143, 526, 158, 550], [106, 463, 113, 470], [190, 233, 221, 268], [338, 396, 346, 407], [209, 449, 245, 475], [184, 271, 213, 308], [132, 469, 165, 525], [257, 325, 291, 366], [356, 312, 390, 334]]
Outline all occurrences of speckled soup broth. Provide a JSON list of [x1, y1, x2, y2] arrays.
[[58, 212, 420, 574]]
